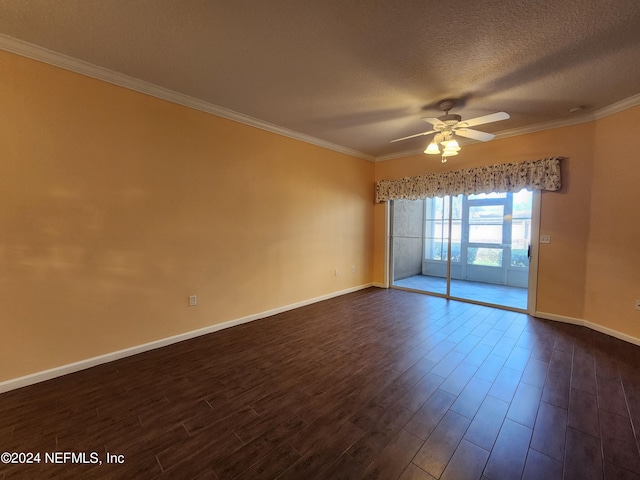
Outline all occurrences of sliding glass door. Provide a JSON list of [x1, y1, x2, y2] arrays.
[[421, 194, 461, 296], [391, 189, 534, 311]]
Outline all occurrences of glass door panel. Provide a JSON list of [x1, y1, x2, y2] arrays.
[[507, 189, 534, 289], [450, 190, 530, 308], [418, 196, 451, 295], [391, 190, 532, 311], [391, 199, 443, 293]]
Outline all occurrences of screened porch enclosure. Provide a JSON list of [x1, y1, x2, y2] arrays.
[[391, 189, 533, 310]]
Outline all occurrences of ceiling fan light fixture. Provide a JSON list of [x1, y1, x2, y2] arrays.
[[390, 99, 510, 162], [443, 138, 460, 151], [442, 147, 459, 156], [442, 134, 461, 156], [424, 140, 441, 154], [439, 132, 460, 150]]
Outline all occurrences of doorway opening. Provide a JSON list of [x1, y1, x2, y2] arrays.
[[390, 189, 536, 311]]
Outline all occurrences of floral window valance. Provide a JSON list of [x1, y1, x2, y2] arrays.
[[375, 156, 562, 203]]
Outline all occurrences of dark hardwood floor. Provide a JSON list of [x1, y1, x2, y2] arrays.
[[1, 288, 640, 479]]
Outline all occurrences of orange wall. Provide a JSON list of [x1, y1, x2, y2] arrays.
[[373, 122, 596, 320], [586, 106, 640, 338], [2, 46, 639, 384], [0, 50, 374, 382]]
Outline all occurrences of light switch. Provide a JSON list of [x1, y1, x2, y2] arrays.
[[540, 235, 551, 244]]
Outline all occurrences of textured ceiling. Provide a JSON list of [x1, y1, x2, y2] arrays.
[[2, 0, 640, 159]]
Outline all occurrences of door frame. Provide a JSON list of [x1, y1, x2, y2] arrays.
[[526, 190, 541, 315], [386, 191, 541, 315]]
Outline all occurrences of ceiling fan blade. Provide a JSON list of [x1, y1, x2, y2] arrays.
[[455, 128, 496, 142], [421, 117, 445, 127], [460, 111, 510, 127], [390, 130, 436, 143]]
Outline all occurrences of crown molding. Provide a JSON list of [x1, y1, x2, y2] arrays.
[[494, 114, 597, 140], [591, 92, 640, 120], [495, 93, 640, 140], [3, 34, 640, 164], [0, 34, 375, 162], [375, 148, 425, 162]]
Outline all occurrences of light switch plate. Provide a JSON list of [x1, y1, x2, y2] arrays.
[[540, 235, 551, 244]]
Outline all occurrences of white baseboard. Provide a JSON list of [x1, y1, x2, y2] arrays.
[[534, 311, 640, 347], [534, 311, 584, 326], [373, 282, 388, 288], [0, 283, 373, 394]]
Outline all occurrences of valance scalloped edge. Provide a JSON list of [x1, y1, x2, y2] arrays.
[[375, 156, 563, 203]]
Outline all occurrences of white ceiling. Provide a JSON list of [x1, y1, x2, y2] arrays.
[[2, 0, 640, 160]]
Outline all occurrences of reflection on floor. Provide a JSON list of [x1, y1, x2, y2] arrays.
[[393, 274, 528, 310]]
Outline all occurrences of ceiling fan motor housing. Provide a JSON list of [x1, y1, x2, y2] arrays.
[[438, 99, 456, 112], [439, 114, 461, 126]]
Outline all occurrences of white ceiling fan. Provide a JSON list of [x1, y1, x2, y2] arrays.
[[391, 99, 510, 162]]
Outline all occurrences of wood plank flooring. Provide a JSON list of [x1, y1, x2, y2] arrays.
[[1, 287, 640, 479]]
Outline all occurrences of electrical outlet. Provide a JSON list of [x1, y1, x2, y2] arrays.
[[635, 299, 640, 311], [352, 265, 356, 273], [189, 295, 197, 307]]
